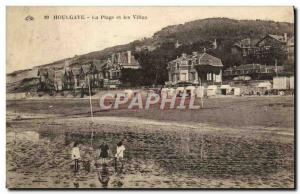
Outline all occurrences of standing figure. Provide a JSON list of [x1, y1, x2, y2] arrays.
[[71, 142, 81, 173], [99, 142, 110, 164], [115, 141, 126, 172]]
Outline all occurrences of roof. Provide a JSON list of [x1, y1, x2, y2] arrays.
[[207, 85, 218, 89], [81, 65, 90, 74], [287, 36, 294, 46], [233, 38, 258, 48], [268, 34, 285, 42], [235, 64, 264, 70], [112, 51, 140, 68], [255, 34, 287, 46], [93, 60, 106, 71], [220, 85, 231, 89], [169, 52, 223, 67], [197, 53, 223, 67], [37, 68, 55, 79], [54, 70, 63, 78], [257, 82, 272, 88], [37, 68, 49, 76], [71, 68, 80, 76]]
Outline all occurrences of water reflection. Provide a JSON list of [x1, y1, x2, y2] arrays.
[[97, 163, 110, 188], [7, 131, 40, 143]]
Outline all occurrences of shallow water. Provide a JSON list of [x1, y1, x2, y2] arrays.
[[6, 127, 294, 188], [39, 129, 293, 177]]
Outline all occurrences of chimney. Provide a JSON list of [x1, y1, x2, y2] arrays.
[[192, 51, 198, 56], [213, 39, 217, 49], [127, 50, 131, 64], [117, 53, 121, 63], [175, 40, 180, 48], [284, 33, 288, 42], [246, 38, 251, 47], [111, 53, 115, 63]]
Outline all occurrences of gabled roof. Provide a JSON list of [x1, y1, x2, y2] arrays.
[[37, 68, 49, 76], [89, 59, 106, 72], [81, 65, 90, 74], [112, 51, 140, 68], [268, 34, 285, 42], [197, 53, 223, 67], [255, 34, 287, 46], [169, 56, 186, 63], [168, 52, 223, 67], [287, 36, 294, 46], [71, 68, 80, 76], [233, 38, 259, 48], [37, 68, 55, 78], [54, 70, 63, 78], [94, 62, 106, 71]]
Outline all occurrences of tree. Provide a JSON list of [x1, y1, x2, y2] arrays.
[[120, 68, 143, 87]]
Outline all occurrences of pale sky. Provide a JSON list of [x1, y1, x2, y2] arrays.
[[6, 6, 294, 73]]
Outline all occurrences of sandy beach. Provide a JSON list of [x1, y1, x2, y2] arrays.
[[6, 96, 294, 188]]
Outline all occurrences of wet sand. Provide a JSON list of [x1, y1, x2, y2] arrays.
[[6, 96, 294, 188]]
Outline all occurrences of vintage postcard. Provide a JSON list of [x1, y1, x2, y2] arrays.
[[6, 6, 295, 189]]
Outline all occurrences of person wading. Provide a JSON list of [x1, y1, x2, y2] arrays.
[[71, 142, 81, 173], [114, 141, 126, 172], [99, 141, 110, 164]]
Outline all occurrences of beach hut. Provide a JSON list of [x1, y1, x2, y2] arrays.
[[161, 88, 169, 97], [195, 86, 205, 98], [176, 87, 185, 97], [207, 85, 218, 97], [185, 86, 196, 97], [220, 85, 231, 95], [233, 75, 251, 81], [233, 87, 241, 96], [168, 88, 176, 97], [290, 76, 294, 90], [273, 77, 289, 90], [257, 82, 272, 90], [124, 89, 133, 99], [256, 81, 272, 95]]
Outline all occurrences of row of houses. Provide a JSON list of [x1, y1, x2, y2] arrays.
[[223, 64, 284, 81], [37, 33, 294, 92], [166, 33, 294, 86], [231, 33, 294, 64], [37, 51, 141, 92], [166, 53, 286, 87]]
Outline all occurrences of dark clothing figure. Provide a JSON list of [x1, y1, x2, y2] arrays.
[[99, 143, 110, 164], [100, 143, 109, 158], [80, 87, 84, 98]]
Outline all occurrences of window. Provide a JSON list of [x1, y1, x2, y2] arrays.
[[190, 73, 194, 81]]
